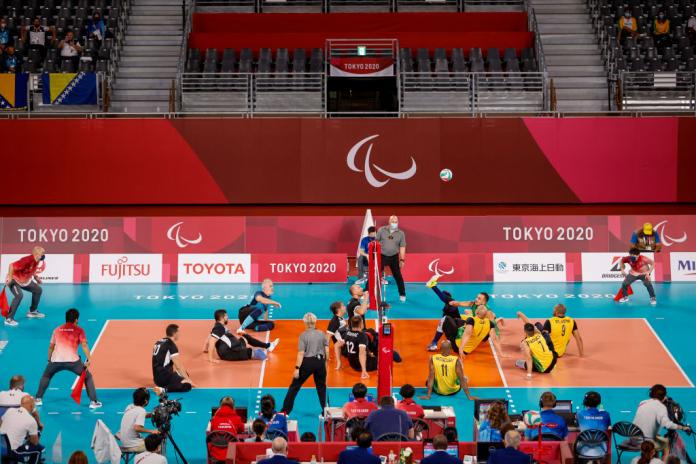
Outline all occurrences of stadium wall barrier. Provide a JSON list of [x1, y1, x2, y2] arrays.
[[1, 215, 695, 282], [0, 117, 693, 205]]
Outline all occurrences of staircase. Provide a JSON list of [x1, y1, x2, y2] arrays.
[[110, 0, 183, 112], [531, 0, 609, 112]]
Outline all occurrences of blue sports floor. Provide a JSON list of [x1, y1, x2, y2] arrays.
[[1, 280, 696, 463]]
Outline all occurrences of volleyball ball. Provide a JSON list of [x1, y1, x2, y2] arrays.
[[523, 410, 542, 427], [439, 168, 453, 182]]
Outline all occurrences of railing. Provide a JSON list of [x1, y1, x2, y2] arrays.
[[194, 0, 523, 11], [175, 0, 195, 111], [619, 71, 696, 111], [180, 71, 546, 114], [524, 0, 546, 75], [107, 0, 134, 97]]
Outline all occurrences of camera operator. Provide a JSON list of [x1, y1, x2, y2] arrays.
[[118, 388, 160, 453], [633, 384, 691, 460], [135, 434, 167, 464], [152, 324, 195, 393]]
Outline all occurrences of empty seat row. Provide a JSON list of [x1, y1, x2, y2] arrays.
[[400, 47, 537, 73], [187, 47, 324, 73]]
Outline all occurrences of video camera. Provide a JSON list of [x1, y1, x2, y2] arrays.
[[665, 397, 693, 435], [151, 393, 182, 432]]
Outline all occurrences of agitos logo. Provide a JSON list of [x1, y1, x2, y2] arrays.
[[428, 258, 455, 277], [346, 134, 417, 188]]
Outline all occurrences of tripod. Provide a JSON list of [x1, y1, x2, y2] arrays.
[[160, 427, 188, 464]]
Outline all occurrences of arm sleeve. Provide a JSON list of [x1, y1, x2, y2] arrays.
[[298, 333, 307, 351], [657, 404, 681, 430], [542, 320, 551, 332], [211, 325, 224, 339], [358, 333, 368, 347], [465, 317, 475, 326], [27, 418, 38, 436], [169, 342, 179, 356], [135, 409, 146, 427], [399, 231, 406, 247], [654, 232, 661, 244], [630, 232, 638, 243]]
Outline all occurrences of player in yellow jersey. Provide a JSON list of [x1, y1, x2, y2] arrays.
[[516, 323, 558, 379], [420, 341, 477, 400], [443, 307, 506, 357], [517, 304, 584, 357]]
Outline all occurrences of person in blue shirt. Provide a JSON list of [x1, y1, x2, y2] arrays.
[[259, 395, 288, 439], [630, 223, 662, 252], [237, 279, 281, 334], [1, 45, 22, 73], [422, 434, 462, 464], [489, 430, 532, 464], [478, 401, 510, 442], [337, 431, 380, 464], [365, 396, 413, 440], [525, 392, 568, 440], [577, 391, 611, 432], [356, 227, 376, 285]]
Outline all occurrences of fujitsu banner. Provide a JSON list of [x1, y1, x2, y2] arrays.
[[178, 254, 251, 283], [329, 58, 394, 77], [0, 254, 74, 284], [252, 254, 347, 282], [89, 254, 163, 283]]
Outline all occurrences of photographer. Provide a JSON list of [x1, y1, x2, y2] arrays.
[[633, 384, 691, 460], [152, 324, 195, 393], [118, 388, 160, 453], [134, 434, 167, 464]]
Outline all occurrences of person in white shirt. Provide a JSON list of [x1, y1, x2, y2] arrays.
[[688, 14, 696, 44], [631, 440, 664, 464], [0, 395, 44, 464], [134, 434, 168, 464], [58, 30, 82, 70], [0, 375, 30, 407], [633, 384, 690, 461], [119, 388, 161, 453]]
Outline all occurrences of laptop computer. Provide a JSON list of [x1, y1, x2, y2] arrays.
[[552, 400, 577, 427]]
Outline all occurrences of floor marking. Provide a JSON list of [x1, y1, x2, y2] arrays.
[[642, 318, 694, 387], [47, 412, 60, 415], [620, 410, 632, 413], [489, 338, 509, 389], [48, 388, 60, 391], [71, 412, 81, 415], [185, 411, 197, 414], [88, 319, 97, 322], [71, 319, 110, 390]]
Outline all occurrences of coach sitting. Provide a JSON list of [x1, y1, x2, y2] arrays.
[[525, 392, 568, 441], [338, 431, 380, 464], [0, 395, 44, 464], [258, 437, 298, 464], [488, 430, 531, 464], [365, 396, 413, 441], [421, 434, 462, 464]]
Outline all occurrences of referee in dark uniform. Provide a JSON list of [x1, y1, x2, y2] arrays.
[[281, 312, 329, 415]]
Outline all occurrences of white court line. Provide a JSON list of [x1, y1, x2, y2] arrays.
[[642, 318, 694, 387], [489, 338, 509, 389], [71, 320, 110, 390], [257, 313, 272, 390]]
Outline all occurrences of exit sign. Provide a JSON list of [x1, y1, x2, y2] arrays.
[[357, 46, 367, 56]]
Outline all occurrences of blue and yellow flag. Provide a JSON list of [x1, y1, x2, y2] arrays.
[[0, 73, 29, 110], [42, 72, 97, 105]]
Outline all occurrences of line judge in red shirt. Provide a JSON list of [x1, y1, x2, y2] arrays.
[[397, 384, 425, 419], [34, 308, 102, 408], [618, 248, 656, 305], [208, 396, 245, 462], [4, 246, 46, 326]]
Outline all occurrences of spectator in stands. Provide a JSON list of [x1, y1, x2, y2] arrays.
[[356, 226, 376, 284], [343, 382, 377, 419], [211, 396, 244, 436], [478, 401, 510, 442], [632, 441, 664, 464], [22, 17, 56, 60], [688, 14, 696, 44], [525, 392, 568, 441], [633, 384, 690, 460], [119, 388, 160, 453], [0, 18, 13, 54], [397, 384, 424, 419], [653, 12, 671, 50], [68, 451, 88, 464], [300, 432, 316, 442], [443, 426, 458, 443], [245, 419, 271, 443], [618, 10, 639, 44], [338, 431, 380, 464], [421, 434, 462, 464], [259, 394, 288, 439], [86, 12, 106, 47], [58, 30, 82, 70], [631, 223, 662, 253], [0, 375, 29, 407], [0, 395, 44, 464], [135, 434, 167, 464], [488, 430, 531, 464], [365, 396, 413, 440], [577, 391, 611, 432], [258, 437, 297, 464], [1, 44, 22, 73]]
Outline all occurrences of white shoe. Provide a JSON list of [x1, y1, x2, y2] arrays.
[[4, 318, 18, 327], [26, 311, 46, 318], [619, 297, 629, 303], [35, 398, 43, 406], [268, 338, 280, 353], [426, 275, 440, 288], [355, 278, 367, 285], [89, 401, 103, 409], [399, 296, 406, 303], [427, 344, 438, 352], [236, 327, 246, 335], [650, 298, 657, 306]]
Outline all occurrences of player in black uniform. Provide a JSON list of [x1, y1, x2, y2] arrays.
[[340, 316, 402, 379], [346, 284, 368, 327], [326, 301, 350, 370], [205, 309, 280, 363], [152, 324, 194, 393]]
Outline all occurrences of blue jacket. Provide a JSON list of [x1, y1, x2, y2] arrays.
[[337, 447, 381, 464], [258, 455, 299, 464], [488, 447, 532, 464], [421, 450, 463, 464]]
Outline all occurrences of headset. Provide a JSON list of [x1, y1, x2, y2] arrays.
[[539, 391, 557, 409]]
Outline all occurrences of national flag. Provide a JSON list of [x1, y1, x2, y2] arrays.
[[0, 287, 9, 318], [614, 284, 633, 301], [0, 73, 29, 110], [71, 369, 87, 404], [42, 72, 97, 105]]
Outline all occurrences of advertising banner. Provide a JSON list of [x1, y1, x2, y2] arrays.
[[398, 254, 491, 282], [493, 253, 567, 282], [0, 254, 74, 284], [670, 252, 696, 281], [178, 254, 251, 283], [329, 58, 395, 77], [581, 252, 655, 282], [252, 254, 347, 283], [89, 254, 163, 283]]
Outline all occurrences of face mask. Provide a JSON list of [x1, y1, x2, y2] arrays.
[[389, 223, 398, 231], [625, 13, 630, 17], [40, 255, 46, 261], [630, 256, 638, 262], [659, 14, 664, 19]]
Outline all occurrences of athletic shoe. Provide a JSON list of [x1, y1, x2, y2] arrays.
[[399, 295, 406, 302], [236, 327, 246, 335], [514, 360, 526, 370], [27, 311, 46, 318], [619, 297, 629, 303], [89, 401, 103, 409], [4, 318, 18, 327], [426, 344, 438, 352], [650, 298, 657, 306], [355, 278, 367, 285], [153, 386, 164, 397], [35, 398, 43, 406], [426, 275, 440, 288], [252, 349, 267, 361], [268, 338, 280, 353]]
